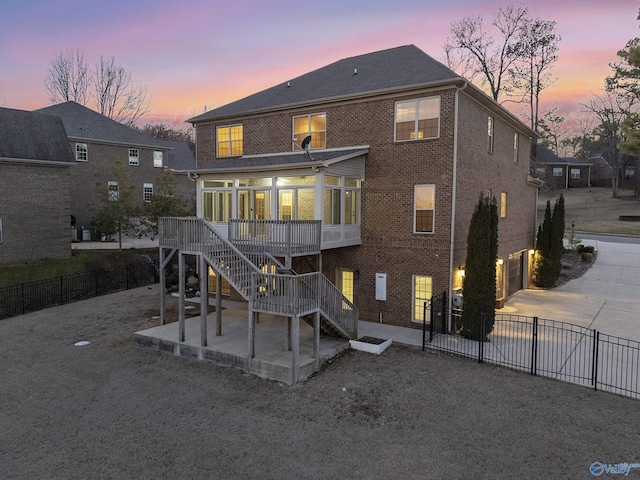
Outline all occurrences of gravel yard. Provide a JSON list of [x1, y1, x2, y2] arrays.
[[1, 285, 638, 479]]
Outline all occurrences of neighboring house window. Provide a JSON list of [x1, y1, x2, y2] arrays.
[[395, 96, 440, 141], [76, 143, 88, 162], [487, 117, 494, 153], [129, 148, 139, 166], [553, 168, 563, 177], [153, 151, 163, 168], [108, 181, 119, 201], [500, 192, 507, 218], [217, 125, 243, 157], [414, 185, 435, 234], [570, 169, 580, 179], [293, 113, 326, 150], [513, 133, 519, 163], [626, 167, 636, 179], [143, 183, 153, 202], [412, 274, 433, 323]]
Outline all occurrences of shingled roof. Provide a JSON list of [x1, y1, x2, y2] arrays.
[[36, 101, 171, 150], [189, 45, 461, 123], [0, 107, 75, 164]]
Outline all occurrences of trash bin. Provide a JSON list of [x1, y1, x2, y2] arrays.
[[82, 229, 91, 241]]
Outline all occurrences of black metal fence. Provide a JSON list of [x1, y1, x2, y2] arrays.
[[423, 305, 640, 400], [0, 261, 159, 320]]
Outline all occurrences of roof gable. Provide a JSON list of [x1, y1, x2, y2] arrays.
[[0, 107, 75, 163], [190, 45, 460, 122], [36, 101, 169, 149]]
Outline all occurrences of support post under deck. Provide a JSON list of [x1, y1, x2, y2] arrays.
[[199, 255, 207, 347], [178, 252, 185, 343], [292, 315, 300, 385], [216, 273, 222, 336]]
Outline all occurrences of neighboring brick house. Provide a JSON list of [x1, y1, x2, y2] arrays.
[[184, 45, 539, 328], [0, 107, 75, 266], [35, 102, 195, 239], [534, 146, 591, 189]]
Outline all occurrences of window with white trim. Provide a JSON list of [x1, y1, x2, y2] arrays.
[[395, 96, 440, 141], [487, 117, 494, 153], [153, 151, 163, 168], [293, 113, 326, 150], [414, 185, 435, 234], [570, 168, 580, 179], [108, 181, 119, 201], [76, 143, 88, 162], [412, 275, 433, 323], [513, 133, 519, 163], [217, 125, 243, 157], [553, 168, 563, 177], [143, 183, 153, 202], [500, 192, 507, 218], [129, 148, 139, 166]]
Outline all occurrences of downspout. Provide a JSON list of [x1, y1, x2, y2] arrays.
[[448, 80, 467, 332]]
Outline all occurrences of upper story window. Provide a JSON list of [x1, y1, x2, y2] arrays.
[[323, 176, 361, 226], [108, 181, 119, 201], [395, 96, 440, 141], [553, 167, 563, 177], [414, 185, 435, 234], [129, 148, 139, 166], [217, 125, 243, 157], [153, 151, 163, 168], [487, 117, 494, 153], [293, 113, 326, 150], [76, 143, 88, 162], [143, 183, 153, 202]]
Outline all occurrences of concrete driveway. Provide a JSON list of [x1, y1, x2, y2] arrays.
[[503, 238, 640, 341]]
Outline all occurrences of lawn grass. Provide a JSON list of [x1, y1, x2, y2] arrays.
[[539, 187, 640, 236], [0, 249, 157, 287]]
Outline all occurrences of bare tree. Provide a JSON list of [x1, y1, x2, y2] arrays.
[[582, 90, 637, 197], [444, 4, 530, 102], [93, 56, 151, 126], [44, 47, 89, 104], [44, 49, 151, 126], [510, 18, 560, 131]]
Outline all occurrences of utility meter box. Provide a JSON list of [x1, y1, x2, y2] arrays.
[[375, 273, 387, 301]]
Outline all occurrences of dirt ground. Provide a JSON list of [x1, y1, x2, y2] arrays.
[[2, 285, 639, 479]]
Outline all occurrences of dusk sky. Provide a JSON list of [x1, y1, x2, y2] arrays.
[[1, 0, 638, 128]]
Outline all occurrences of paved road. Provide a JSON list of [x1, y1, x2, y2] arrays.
[[503, 238, 640, 341]]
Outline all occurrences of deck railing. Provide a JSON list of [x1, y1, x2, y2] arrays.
[[228, 219, 321, 257], [159, 217, 357, 339]]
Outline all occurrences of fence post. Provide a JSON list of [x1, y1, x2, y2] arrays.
[[592, 330, 599, 391], [21, 284, 25, 315], [422, 301, 427, 351], [441, 290, 448, 334], [531, 316, 538, 376], [478, 313, 485, 364], [126, 264, 130, 290], [429, 298, 435, 342], [95, 269, 99, 297]]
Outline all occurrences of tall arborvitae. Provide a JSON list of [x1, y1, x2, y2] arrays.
[[549, 194, 565, 281], [461, 194, 498, 341], [533, 196, 564, 287]]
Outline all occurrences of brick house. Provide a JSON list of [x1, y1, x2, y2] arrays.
[[534, 146, 592, 189], [0, 107, 75, 266], [169, 45, 539, 331], [35, 102, 196, 239]]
